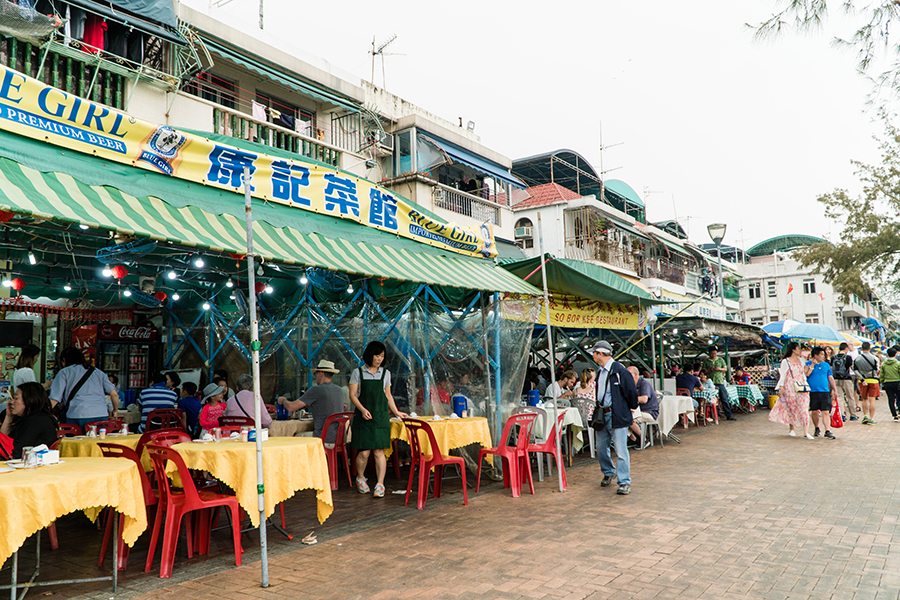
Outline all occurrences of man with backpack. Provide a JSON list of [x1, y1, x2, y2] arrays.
[[832, 343, 857, 421], [854, 342, 881, 425]]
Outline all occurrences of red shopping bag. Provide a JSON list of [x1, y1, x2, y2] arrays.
[[830, 399, 843, 429]]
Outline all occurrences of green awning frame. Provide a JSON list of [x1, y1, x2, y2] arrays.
[[0, 130, 539, 296], [201, 37, 359, 113], [501, 254, 658, 306]]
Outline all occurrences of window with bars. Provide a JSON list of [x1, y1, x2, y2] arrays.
[[182, 72, 237, 109], [747, 282, 761, 299], [767, 280, 777, 297]]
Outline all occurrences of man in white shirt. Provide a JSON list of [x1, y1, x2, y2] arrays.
[[545, 370, 576, 404]]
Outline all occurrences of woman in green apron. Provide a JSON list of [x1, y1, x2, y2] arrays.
[[349, 341, 407, 498]]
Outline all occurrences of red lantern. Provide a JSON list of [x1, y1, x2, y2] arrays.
[[254, 281, 267, 295], [110, 265, 128, 280], [0, 211, 14, 223], [10, 277, 25, 291], [153, 291, 168, 302]]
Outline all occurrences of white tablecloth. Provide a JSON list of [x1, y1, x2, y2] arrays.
[[532, 406, 584, 451], [658, 395, 696, 435]]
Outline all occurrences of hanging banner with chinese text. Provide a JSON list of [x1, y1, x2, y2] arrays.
[[503, 294, 643, 330], [0, 65, 496, 258]]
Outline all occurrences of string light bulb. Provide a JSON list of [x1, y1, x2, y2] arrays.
[[347, 283, 354, 294], [78, 224, 89, 230], [172, 292, 180, 301], [166, 268, 177, 280], [102, 267, 113, 278], [63, 282, 72, 292], [225, 278, 234, 288], [299, 274, 308, 285], [192, 254, 205, 269], [27, 246, 36, 266], [202, 301, 211, 311], [1, 278, 11, 288], [123, 289, 132, 297], [264, 283, 274, 294]]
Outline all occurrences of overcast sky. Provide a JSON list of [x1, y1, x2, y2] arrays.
[[184, 0, 889, 249]]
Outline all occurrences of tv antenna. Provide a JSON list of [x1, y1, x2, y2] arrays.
[[370, 34, 401, 89]]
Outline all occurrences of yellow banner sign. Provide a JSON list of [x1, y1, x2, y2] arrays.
[[505, 294, 642, 330], [0, 66, 496, 258]]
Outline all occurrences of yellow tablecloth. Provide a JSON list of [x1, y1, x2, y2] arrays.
[[58, 433, 149, 470], [388, 417, 493, 459], [168, 437, 333, 527], [268, 419, 314, 437], [0, 457, 147, 567]]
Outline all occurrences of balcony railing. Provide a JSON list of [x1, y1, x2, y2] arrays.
[[643, 257, 686, 286], [565, 239, 642, 273], [432, 183, 501, 225], [1, 36, 127, 108], [213, 106, 341, 167]]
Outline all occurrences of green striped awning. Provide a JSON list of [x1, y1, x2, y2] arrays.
[[0, 156, 539, 296]]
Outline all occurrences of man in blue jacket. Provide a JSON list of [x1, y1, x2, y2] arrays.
[[590, 341, 639, 495]]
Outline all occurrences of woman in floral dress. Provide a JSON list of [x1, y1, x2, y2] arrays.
[[769, 341, 813, 439]]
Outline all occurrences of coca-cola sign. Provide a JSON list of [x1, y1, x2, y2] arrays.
[[98, 324, 158, 342]]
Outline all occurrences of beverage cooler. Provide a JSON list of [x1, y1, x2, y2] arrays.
[[71, 324, 162, 407]]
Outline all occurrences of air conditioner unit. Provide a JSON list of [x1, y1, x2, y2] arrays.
[[515, 226, 533, 239], [377, 131, 394, 152]]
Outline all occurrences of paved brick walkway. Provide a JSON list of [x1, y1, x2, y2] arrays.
[[10, 411, 900, 599]]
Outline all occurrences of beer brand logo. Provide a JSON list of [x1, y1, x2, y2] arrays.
[[138, 126, 186, 175]]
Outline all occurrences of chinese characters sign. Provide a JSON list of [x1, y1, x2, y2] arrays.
[[0, 65, 495, 258]]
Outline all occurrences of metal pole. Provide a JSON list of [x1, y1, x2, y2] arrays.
[[716, 246, 725, 311], [242, 165, 269, 588], [650, 326, 658, 389], [536, 214, 564, 493]]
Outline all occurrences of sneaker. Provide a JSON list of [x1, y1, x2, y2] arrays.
[[870, 419, 877, 425], [616, 484, 631, 495], [850, 415, 859, 421], [893, 416, 899, 421], [841, 414, 847, 422], [788, 430, 797, 437], [601, 475, 615, 487], [861, 416, 871, 425], [824, 431, 835, 439], [373, 483, 385, 498], [805, 433, 815, 440], [355, 476, 370, 494], [814, 427, 821, 437]]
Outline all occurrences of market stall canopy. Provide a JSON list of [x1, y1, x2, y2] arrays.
[[0, 130, 540, 296], [500, 254, 658, 306], [657, 316, 767, 346]]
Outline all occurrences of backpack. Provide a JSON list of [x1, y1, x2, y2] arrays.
[[832, 354, 851, 379]]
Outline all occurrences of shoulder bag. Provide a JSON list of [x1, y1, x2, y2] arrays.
[[589, 364, 616, 431], [53, 366, 95, 422], [790, 362, 810, 394]]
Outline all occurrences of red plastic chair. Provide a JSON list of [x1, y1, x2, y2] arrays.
[[218, 415, 253, 427], [526, 411, 568, 491], [476, 412, 538, 498], [321, 412, 353, 491], [97, 442, 158, 571], [57, 423, 82, 437], [402, 418, 468, 510], [705, 398, 719, 425], [146, 409, 186, 432], [145, 445, 242, 578]]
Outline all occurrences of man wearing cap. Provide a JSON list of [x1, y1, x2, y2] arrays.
[[278, 359, 348, 443], [590, 341, 639, 495]]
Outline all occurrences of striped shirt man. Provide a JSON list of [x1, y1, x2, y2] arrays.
[[138, 382, 177, 432]]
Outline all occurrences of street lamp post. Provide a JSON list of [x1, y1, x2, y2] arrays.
[[707, 223, 727, 313]]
